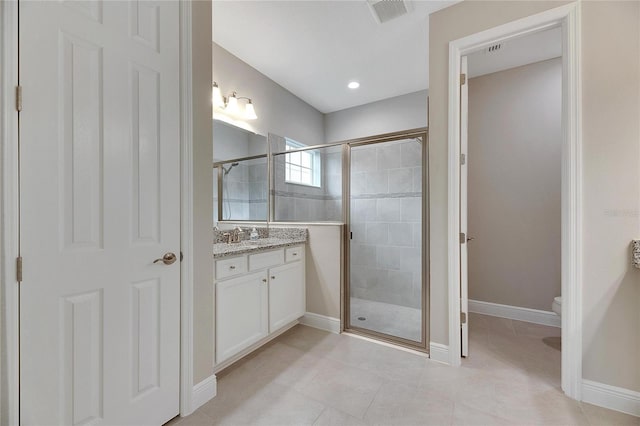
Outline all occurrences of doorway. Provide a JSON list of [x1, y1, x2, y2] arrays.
[[344, 129, 429, 352], [447, 4, 582, 398], [460, 27, 563, 386]]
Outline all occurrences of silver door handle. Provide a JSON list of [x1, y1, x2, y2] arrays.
[[153, 252, 177, 265], [467, 237, 475, 242]]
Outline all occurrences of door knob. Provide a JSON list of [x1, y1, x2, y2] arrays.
[[153, 252, 177, 265], [467, 237, 475, 242]]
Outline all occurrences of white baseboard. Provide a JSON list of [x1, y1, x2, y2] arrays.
[[582, 380, 640, 417], [191, 374, 217, 413], [300, 312, 341, 334], [429, 342, 449, 364], [468, 299, 561, 327]]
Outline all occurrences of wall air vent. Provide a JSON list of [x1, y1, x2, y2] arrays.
[[367, 0, 412, 24], [485, 43, 503, 54]]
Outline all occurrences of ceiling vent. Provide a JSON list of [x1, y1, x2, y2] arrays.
[[367, 0, 412, 24]]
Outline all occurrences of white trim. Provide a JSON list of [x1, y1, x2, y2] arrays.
[[447, 2, 582, 399], [191, 375, 217, 413], [1, 1, 20, 424], [179, 0, 195, 417], [429, 342, 449, 364], [468, 300, 560, 328], [582, 380, 640, 418], [300, 312, 341, 334]]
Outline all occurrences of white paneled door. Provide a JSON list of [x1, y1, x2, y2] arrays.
[[19, 1, 181, 424]]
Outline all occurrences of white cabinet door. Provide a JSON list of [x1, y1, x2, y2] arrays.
[[269, 261, 305, 333], [216, 271, 269, 363], [19, 1, 181, 424]]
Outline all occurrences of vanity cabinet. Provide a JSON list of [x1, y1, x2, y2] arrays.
[[269, 261, 305, 332], [215, 245, 305, 365]]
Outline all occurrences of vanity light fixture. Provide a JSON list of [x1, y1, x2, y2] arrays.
[[212, 81, 258, 120], [212, 82, 225, 108], [348, 81, 360, 89]]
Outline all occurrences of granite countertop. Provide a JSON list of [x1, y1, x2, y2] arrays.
[[213, 227, 308, 259]]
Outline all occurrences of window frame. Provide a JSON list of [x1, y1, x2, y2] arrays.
[[284, 138, 322, 188]]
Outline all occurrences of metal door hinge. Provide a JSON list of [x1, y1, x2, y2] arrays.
[[16, 257, 23, 282], [460, 153, 466, 165], [461, 312, 467, 324], [460, 232, 466, 244], [460, 73, 466, 86], [16, 86, 22, 112]]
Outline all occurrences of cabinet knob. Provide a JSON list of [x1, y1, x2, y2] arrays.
[[293, 253, 298, 256], [229, 265, 236, 270], [262, 278, 267, 283], [271, 276, 275, 280]]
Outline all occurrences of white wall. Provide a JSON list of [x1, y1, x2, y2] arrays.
[[429, 0, 640, 393], [467, 58, 562, 311], [580, 1, 640, 393], [213, 43, 325, 147], [192, 0, 214, 385], [304, 225, 343, 319], [324, 90, 428, 143]]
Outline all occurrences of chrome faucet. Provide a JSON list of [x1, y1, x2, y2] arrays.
[[223, 227, 245, 244]]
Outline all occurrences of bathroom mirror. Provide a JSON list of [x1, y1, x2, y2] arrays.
[[213, 120, 268, 223], [213, 119, 267, 162]]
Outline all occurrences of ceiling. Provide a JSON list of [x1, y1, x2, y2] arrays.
[[213, 0, 459, 114], [468, 27, 562, 78]]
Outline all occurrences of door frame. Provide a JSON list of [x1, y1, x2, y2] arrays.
[[446, 3, 582, 399], [1, 1, 20, 424], [0, 1, 198, 422]]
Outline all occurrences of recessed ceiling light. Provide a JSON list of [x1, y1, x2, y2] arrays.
[[348, 81, 360, 89]]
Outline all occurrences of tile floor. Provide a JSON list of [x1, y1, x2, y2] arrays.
[[349, 297, 421, 342], [170, 314, 639, 425]]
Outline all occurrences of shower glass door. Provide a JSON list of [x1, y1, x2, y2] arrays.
[[346, 131, 427, 349]]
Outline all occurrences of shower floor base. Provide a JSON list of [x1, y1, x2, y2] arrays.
[[349, 297, 421, 342]]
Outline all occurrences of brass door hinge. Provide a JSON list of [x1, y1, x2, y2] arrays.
[[460, 73, 467, 86], [461, 312, 467, 324], [16, 257, 23, 282], [16, 86, 22, 112], [460, 232, 466, 244]]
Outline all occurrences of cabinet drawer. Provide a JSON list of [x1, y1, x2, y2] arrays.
[[249, 249, 284, 271], [285, 246, 304, 262], [216, 256, 248, 280]]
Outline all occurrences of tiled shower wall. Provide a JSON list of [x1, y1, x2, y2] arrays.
[[349, 139, 423, 309], [214, 158, 268, 222], [271, 134, 342, 222]]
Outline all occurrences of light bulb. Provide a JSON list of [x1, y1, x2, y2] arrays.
[[212, 82, 224, 108], [226, 93, 239, 114], [244, 100, 257, 120]]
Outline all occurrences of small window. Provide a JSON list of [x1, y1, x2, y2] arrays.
[[285, 138, 321, 187]]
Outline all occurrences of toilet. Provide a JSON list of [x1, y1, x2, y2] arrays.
[[552, 296, 562, 316]]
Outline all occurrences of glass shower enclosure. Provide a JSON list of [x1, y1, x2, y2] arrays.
[[345, 130, 428, 350]]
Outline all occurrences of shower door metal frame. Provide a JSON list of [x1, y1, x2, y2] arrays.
[[342, 128, 430, 353]]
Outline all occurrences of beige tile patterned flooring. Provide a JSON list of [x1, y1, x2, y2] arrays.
[[170, 314, 639, 426]]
